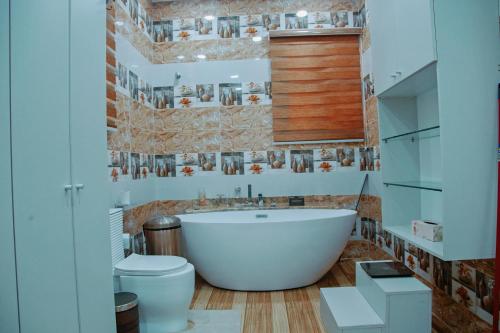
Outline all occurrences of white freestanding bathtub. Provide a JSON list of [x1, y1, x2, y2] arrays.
[[177, 209, 356, 291]]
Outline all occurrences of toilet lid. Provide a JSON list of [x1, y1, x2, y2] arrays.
[[115, 254, 188, 276]]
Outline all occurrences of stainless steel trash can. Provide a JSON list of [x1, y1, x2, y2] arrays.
[[143, 215, 181, 255]]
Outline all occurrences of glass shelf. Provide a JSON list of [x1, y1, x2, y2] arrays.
[[383, 180, 442, 192], [382, 125, 440, 143]]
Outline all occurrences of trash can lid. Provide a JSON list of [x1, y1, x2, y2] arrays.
[[143, 215, 181, 230], [114, 292, 138, 312]]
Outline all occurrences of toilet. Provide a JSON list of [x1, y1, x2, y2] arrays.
[[109, 209, 194, 332], [114, 253, 195, 333]]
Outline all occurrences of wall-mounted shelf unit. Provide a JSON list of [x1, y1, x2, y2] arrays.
[[370, 0, 500, 260]]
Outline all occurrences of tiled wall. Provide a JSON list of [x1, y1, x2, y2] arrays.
[[107, 0, 495, 329]]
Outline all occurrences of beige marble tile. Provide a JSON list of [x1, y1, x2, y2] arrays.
[[123, 201, 158, 234], [228, 0, 284, 15], [154, 109, 192, 132], [154, 131, 185, 154], [220, 128, 272, 151], [192, 130, 222, 152], [220, 105, 272, 129], [130, 127, 155, 153], [191, 108, 221, 130], [150, 0, 231, 20], [107, 124, 131, 152], [151, 40, 219, 64], [217, 38, 269, 61], [130, 101, 155, 130], [365, 95, 380, 147]]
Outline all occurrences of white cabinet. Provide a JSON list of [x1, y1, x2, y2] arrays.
[[7, 0, 116, 332], [368, 0, 398, 95], [369, 0, 436, 95], [394, 0, 436, 82], [377, 0, 500, 260]]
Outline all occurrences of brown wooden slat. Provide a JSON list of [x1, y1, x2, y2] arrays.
[[272, 104, 362, 119], [274, 118, 364, 132], [272, 67, 360, 81], [106, 32, 116, 50], [273, 129, 364, 142], [272, 79, 360, 94], [273, 92, 361, 106], [106, 101, 117, 118], [270, 34, 358, 45], [106, 66, 116, 84], [270, 43, 359, 57], [106, 14, 115, 34], [106, 49, 116, 67], [272, 54, 360, 69], [106, 83, 116, 101]]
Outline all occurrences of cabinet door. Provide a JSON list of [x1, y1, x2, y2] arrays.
[[368, 0, 398, 95], [395, 0, 436, 81], [69, 0, 116, 332], [10, 0, 80, 332], [0, 0, 20, 332]]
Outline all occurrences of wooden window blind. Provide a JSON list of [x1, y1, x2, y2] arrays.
[[270, 34, 364, 142]]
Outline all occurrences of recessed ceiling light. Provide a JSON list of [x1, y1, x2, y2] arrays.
[[230, 74, 239, 79], [115, 21, 124, 26], [177, 55, 185, 60], [235, 87, 242, 91], [196, 54, 207, 59], [252, 36, 262, 42], [296, 10, 308, 17], [204, 15, 215, 21]]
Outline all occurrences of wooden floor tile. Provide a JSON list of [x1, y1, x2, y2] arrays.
[[284, 288, 323, 333], [191, 283, 213, 310], [244, 292, 273, 333], [232, 291, 247, 333], [305, 285, 326, 333], [271, 291, 290, 333], [207, 287, 235, 310]]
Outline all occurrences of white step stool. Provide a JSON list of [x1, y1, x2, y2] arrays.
[[320, 287, 384, 333], [320, 261, 432, 333]]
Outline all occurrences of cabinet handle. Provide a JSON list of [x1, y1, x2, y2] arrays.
[[64, 184, 73, 192], [75, 184, 85, 190], [390, 74, 397, 78]]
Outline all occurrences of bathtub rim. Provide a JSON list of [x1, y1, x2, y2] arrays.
[[176, 208, 357, 224]]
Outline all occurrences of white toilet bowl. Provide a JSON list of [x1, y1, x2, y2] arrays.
[[115, 254, 195, 333]]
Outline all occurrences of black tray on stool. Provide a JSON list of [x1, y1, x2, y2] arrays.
[[360, 261, 414, 278]]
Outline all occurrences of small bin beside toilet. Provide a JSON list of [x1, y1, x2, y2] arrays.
[[115, 292, 140, 333], [143, 215, 182, 255]]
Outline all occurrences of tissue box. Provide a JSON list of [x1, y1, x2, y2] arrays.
[[411, 220, 443, 242]]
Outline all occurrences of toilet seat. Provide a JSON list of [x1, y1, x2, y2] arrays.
[[115, 254, 188, 276]]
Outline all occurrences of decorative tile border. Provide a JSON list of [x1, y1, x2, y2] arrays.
[[116, 0, 366, 45], [116, 61, 272, 109], [108, 146, 381, 182]]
